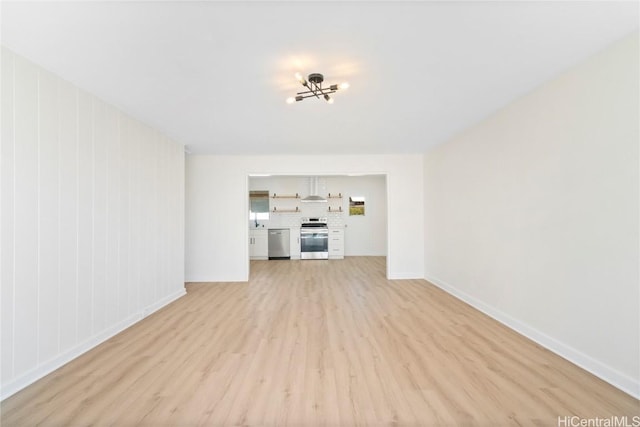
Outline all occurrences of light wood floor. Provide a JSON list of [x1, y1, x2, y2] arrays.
[[2, 257, 638, 426]]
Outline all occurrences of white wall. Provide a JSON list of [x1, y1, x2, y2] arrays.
[[186, 155, 422, 281], [249, 175, 387, 256], [334, 175, 387, 256], [0, 47, 186, 399], [423, 33, 639, 397]]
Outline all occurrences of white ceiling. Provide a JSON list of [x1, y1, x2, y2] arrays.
[[2, 1, 638, 155]]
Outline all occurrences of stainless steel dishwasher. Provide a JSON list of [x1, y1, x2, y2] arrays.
[[268, 228, 290, 260]]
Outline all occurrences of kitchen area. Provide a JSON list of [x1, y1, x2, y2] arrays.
[[250, 216, 344, 260], [248, 175, 387, 261]]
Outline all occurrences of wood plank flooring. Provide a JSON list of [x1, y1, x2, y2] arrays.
[[2, 257, 638, 426]]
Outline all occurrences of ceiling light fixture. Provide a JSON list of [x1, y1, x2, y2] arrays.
[[286, 72, 349, 104]]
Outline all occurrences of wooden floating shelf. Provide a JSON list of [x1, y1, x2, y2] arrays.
[[272, 207, 300, 213], [271, 193, 300, 199]]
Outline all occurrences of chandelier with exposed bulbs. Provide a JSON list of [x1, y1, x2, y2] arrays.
[[286, 73, 349, 104]]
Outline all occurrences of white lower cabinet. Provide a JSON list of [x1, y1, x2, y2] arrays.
[[249, 229, 268, 260], [290, 227, 301, 259], [328, 228, 344, 259]]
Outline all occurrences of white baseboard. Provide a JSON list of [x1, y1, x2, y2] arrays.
[[0, 288, 186, 401], [425, 274, 640, 400]]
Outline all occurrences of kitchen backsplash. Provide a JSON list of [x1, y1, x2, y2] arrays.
[[249, 204, 344, 229]]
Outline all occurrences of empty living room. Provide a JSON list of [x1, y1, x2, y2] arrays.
[[1, 1, 639, 426]]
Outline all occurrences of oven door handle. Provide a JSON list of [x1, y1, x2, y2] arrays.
[[300, 229, 328, 234], [300, 234, 328, 239]]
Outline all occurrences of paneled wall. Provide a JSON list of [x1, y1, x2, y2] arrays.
[[1, 47, 186, 399]]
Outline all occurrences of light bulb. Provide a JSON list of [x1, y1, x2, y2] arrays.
[[328, 98, 334, 104], [339, 82, 350, 90], [295, 72, 305, 83], [286, 97, 295, 104]]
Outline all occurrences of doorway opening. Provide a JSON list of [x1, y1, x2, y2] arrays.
[[247, 174, 389, 277]]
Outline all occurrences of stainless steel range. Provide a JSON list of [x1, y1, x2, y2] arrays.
[[300, 217, 328, 260]]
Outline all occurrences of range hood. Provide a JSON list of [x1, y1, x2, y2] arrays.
[[301, 177, 327, 202]]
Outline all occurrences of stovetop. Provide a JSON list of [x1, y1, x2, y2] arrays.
[[301, 217, 328, 228], [301, 223, 328, 228]]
